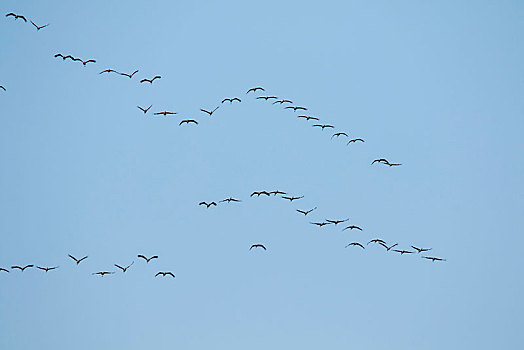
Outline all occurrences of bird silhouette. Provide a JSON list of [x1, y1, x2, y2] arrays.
[[345, 242, 365, 249], [11, 265, 34, 271], [68, 254, 88, 265], [250, 244, 266, 250], [114, 261, 134, 273], [179, 119, 198, 125], [5, 13, 27, 22], [256, 96, 278, 101], [331, 132, 348, 139], [250, 191, 270, 197], [246, 87, 264, 94], [99, 69, 118, 74], [36, 266, 59, 272], [296, 207, 317, 216], [92, 271, 114, 276], [140, 76, 161, 84], [422, 256, 446, 262], [411, 246, 432, 253], [367, 239, 386, 245], [200, 107, 219, 116], [220, 197, 241, 203], [285, 106, 307, 112], [221, 98, 241, 104], [137, 105, 152, 114], [272, 99, 293, 104], [81, 59, 96, 66], [347, 138, 365, 145], [137, 255, 158, 263], [326, 219, 348, 225], [379, 242, 398, 251], [371, 158, 390, 165], [30, 21, 49, 30], [313, 124, 334, 130], [154, 111, 177, 116], [392, 249, 414, 255], [297, 115, 319, 121], [119, 70, 139, 78], [281, 195, 304, 202], [199, 201, 217, 208], [155, 271, 175, 277], [342, 225, 362, 231], [270, 190, 286, 196], [310, 221, 330, 227]]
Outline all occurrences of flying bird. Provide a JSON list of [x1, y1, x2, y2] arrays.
[[313, 124, 334, 130], [68, 254, 88, 265], [137, 255, 158, 263], [37, 266, 59, 272], [30, 21, 49, 30], [411, 246, 432, 253], [92, 271, 114, 276], [343, 225, 362, 231], [11, 265, 34, 271], [345, 242, 365, 249], [246, 87, 264, 94], [140, 76, 161, 84], [220, 197, 241, 203], [296, 207, 317, 216], [99, 69, 118, 74], [81, 59, 96, 66], [5, 13, 27, 22], [326, 219, 349, 225], [119, 70, 139, 78], [371, 158, 390, 165], [392, 249, 414, 255], [221, 98, 241, 104], [310, 221, 330, 227], [250, 191, 270, 197], [331, 132, 348, 139], [256, 96, 278, 101], [273, 99, 293, 104], [285, 106, 307, 112], [368, 239, 386, 245], [154, 111, 177, 116], [297, 115, 319, 121], [0, 267, 9, 273], [199, 201, 217, 208], [179, 119, 198, 125], [137, 105, 152, 114], [270, 190, 286, 196], [114, 261, 134, 273], [422, 256, 446, 262], [379, 242, 398, 251], [249, 244, 266, 250], [281, 195, 304, 202], [347, 138, 365, 144], [200, 107, 219, 116], [155, 271, 175, 277]]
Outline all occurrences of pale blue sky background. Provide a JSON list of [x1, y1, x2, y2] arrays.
[[1, 0, 523, 349]]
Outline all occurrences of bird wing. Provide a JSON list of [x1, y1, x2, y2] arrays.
[[151, 256, 159, 260], [166, 272, 175, 277], [155, 272, 162, 277], [19, 15, 27, 22], [114, 264, 124, 271], [6, 13, 16, 18], [140, 79, 149, 83], [68, 254, 78, 262], [78, 256, 88, 263]]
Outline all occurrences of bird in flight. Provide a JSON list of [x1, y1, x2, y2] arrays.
[[331, 132, 348, 139], [310, 221, 330, 227], [220, 197, 241, 203], [250, 244, 266, 250], [392, 249, 414, 255], [36, 266, 59, 272], [250, 191, 270, 197], [99, 69, 118, 75], [347, 138, 365, 144], [154, 111, 177, 116], [200, 107, 219, 116], [246, 87, 264, 94], [81, 59, 96, 66], [281, 195, 304, 202], [0, 86, 5, 92], [296, 207, 317, 216], [273, 99, 293, 104], [345, 242, 365, 249], [155, 271, 175, 278], [5, 13, 27, 22], [54, 53, 67, 60], [422, 256, 446, 262], [343, 225, 362, 231], [114, 261, 134, 273], [368, 239, 386, 245], [0, 267, 9, 273], [119, 70, 139, 78], [222, 97, 241, 104], [138, 255, 158, 263], [179, 119, 198, 125], [313, 124, 334, 130], [326, 219, 349, 225], [379, 242, 398, 251], [92, 271, 114, 277], [140, 76, 161, 84], [256, 96, 278, 101], [372, 158, 401, 166], [137, 105, 152, 114], [30, 21, 49, 30], [285, 106, 307, 112], [297, 115, 319, 121], [270, 190, 286, 196], [11, 265, 34, 271], [68, 254, 88, 265], [411, 246, 432, 253], [199, 201, 217, 208]]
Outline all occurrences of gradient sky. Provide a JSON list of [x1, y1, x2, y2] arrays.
[[1, 1, 523, 349]]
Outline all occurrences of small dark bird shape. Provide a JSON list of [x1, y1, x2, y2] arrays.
[[200, 107, 219, 116], [281, 195, 304, 202], [221, 98, 241, 104], [422, 256, 446, 262], [326, 219, 349, 225], [99, 69, 118, 74], [199, 201, 217, 208], [310, 222, 330, 227], [368, 239, 386, 245], [246, 87, 265, 94], [379, 242, 398, 251], [256, 96, 278, 101], [411, 246, 432, 253], [296, 207, 317, 216], [250, 191, 270, 197], [392, 249, 414, 255], [347, 138, 365, 145], [30, 21, 49, 30], [331, 132, 348, 139], [270, 190, 286, 196], [92, 271, 114, 276], [81, 59, 96, 66], [36, 266, 59, 272], [0, 86, 5, 91], [250, 244, 266, 250], [11, 265, 34, 271], [371, 158, 390, 165], [5, 13, 27, 22], [343, 225, 362, 231], [68, 254, 88, 265], [114, 261, 134, 273], [54, 53, 66, 60], [137, 105, 152, 114], [345, 242, 365, 249], [220, 197, 241, 203], [297, 115, 319, 121], [155, 271, 175, 277], [140, 76, 161, 84], [313, 124, 334, 130], [273, 99, 293, 104], [154, 111, 177, 116], [0, 267, 9, 273], [119, 70, 139, 78], [137, 255, 158, 263], [179, 119, 198, 125], [285, 106, 307, 112]]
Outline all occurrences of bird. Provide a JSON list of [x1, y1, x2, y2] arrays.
[[5, 13, 27, 22], [246, 87, 264, 94], [250, 191, 270, 197], [221, 97, 241, 104], [11, 265, 34, 271], [250, 244, 266, 250], [137, 105, 152, 114], [54, 53, 66, 60], [272, 99, 293, 104], [68, 254, 88, 265], [345, 242, 365, 249], [200, 107, 219, 116], [281, 195, 304, 202], [114, 261, 134, 273], [296, 207, 317, 216], [92, 271, 114, 276], [199, 201, 217, 208], [392, 249, 414, 255], [379, 242, 398, 251], [36, 266, 59, 272], [270, 190, 286, 196], [140, 76, 161, 84], [331, 132, 348, 139], [347, 138, 365, 145], [313, 124, 334, 130], [297, 115, 319, 121], [81, 59, 96, 66], [368, 239, 386, 245], [179, 119, 198, 125], [371, 158, 390, 165], [155, 271, 175, 277], [30, 21, 49, 30], [220, 197, 241, 203], [119, 70, 139, 78], [137, 255, 158, 263], [285, 106, 307, 112], [0, 267, 9, 273], [326, 219, 349, 225], [99, 69, 118, 74], [256, 96, 278, 100], [0, 86, 5, 92], [310, 221, 330, 227], [343, 225, 362, 231], [154, 111, 177, 116], [422, 256, 446, 262], [411, 246, 432, 253]]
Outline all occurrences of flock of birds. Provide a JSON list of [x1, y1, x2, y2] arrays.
[[1, 11, 446, 280]]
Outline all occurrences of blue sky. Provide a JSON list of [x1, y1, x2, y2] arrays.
[[1, 0, 523, 349]]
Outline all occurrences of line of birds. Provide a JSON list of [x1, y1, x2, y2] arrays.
[[6, 12, 49, 30]]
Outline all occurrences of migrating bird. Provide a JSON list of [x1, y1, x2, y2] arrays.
[[199, 201, 217, 208], [137, 105, 152, 114], [119, 70, 139, 78], [422, 256, 446, 262], [250, 191, 270, 197], [246, 87, 264, 94], [285, 106, 307, 112], [200, 107, 219, 116], [392, 249, 414, 255], [343, 225, 362, 231], [154, 111, 177, 116], [297, 115, 319, 121], [345, 242, 365, 249], [281, 195, 304, 202], [137, 255, 158, 263], [220, 197, 241, 203], [347, 138, 365, 145], [0, 267, 9, 273], [310, 221, 330, 227], [331, 132, 348, 139], [273, 99, 293, 104], [36, 266, 59, 272], [179, 119, 198, 125], [250, 244, 266, 251], [326, 219, 349, 225], [411, 246, 432, 253], [140, 76, 161, 84], [11, 265, 34, 271], [296, 207, 317, 216], [372, 158, 402, 166], [313, 124, 334, 130], [5, 13, 27, 22], [81, 59, 96, 66], [256, 96, 278, 101], [155, 271, 175, 278], [368, 239, 386, 245], [114, 262, 134, 273], [68, 254, 88, 265], [92, 271, 114, 276], [379, 242, 398, 251], [221, 97, 241, 104], [30, 21, 49, 30], [270, 190, 286, 196], [99, 69, 118, 74]]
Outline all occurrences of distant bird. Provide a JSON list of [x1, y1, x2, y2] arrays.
[[250, 191, 270, 197], [68, 254, 88, 265], [246, 87, 264, 94], [0, 86, 5, 92], [36, 266, 59, 272], [137, 105, 152, 114], [422, 256, 446, 262], [250, 244, 266, 250], [379, 242, 398, 251], [221, 97, 241, 104], [154, 111, 177, 116], [119, 70, 139, 78], [347, 138, 365, 145], [114, 261, 134, 273], [270, 190, 286, 196], [0, 268, 9, 273], [179, 119, 198, 125], [313, 124, 334, 130], [81, 59, 96, 66], [368, 239, 386, 245], [326, 219, 349, 225], [5, 13, 27, 22], [343, 225, 362, 231], [272, 99, 293, 104], [199, 201, 217, 208], [200, 107, 219, 116], [220, 197, 241, 203], [54, 53, 67, 60], [11, 265, 34, 271], [331, 132, 348, 139], [99, 68, 118, 74], [281, 195, 304, 202], [140, 76, 161, 84], [296, 207, 317, 216], [345, 242, 365, 249], [285, 106, 307, 112], [256, 96, 278, 101], [92, 271, 114, 276], [392, 249, 414, 255], [155, 271, 175, 278], [297, 115, 319, 121], [411, 246, 432, 253], [30, 21, 49, 31], [310, 222, 330, 227], [371, 158, 390, 165], [137, 255, 158, 263]]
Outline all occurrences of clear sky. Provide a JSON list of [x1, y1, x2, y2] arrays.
[[1, 0, 523, 349]]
